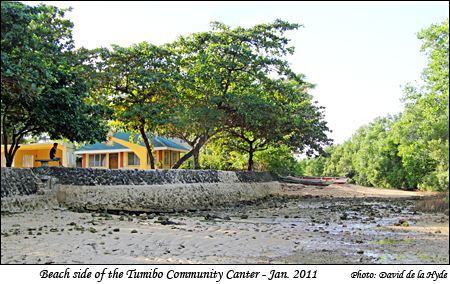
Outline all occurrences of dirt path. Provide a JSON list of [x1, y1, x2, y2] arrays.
[[1, 184, 448, 264]]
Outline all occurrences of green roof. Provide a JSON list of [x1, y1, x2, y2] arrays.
[[76, 141, 128, 152], [113, 132, 190, 151], [76, 132, 190, 152]]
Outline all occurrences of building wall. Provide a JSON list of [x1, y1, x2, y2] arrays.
[[1, 143, 72, 168], [80, 149, 182, 170]]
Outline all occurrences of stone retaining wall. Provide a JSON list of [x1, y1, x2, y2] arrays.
[[57, 182, 281, 213], [1, 168, 40, 198], [1, 168, 280, 213], [30, 167, 277, 186]]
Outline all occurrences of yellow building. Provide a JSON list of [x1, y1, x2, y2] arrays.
[[74, 132, 190, 170], [1, 142, 76, 168]]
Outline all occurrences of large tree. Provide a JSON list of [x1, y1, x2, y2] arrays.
[[96, 42, 180, 169], [167, 20, 303, 169], [393, 19, 449, 191], [1, 2, 109, 167], [220, 77, 331, 171]]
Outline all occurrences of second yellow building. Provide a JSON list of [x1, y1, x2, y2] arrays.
[[75, 132, 190, 170]]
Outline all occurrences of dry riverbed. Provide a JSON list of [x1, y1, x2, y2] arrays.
[[1, 184, 448, 264]]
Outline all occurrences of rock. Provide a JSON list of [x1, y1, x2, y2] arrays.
[[395, 219, 409, 227], [156, 220, 184, 226], [131, 229, 138, 233], [157, 216, 169, 221], [240, 214, 249, 219], [113, 228, 120, 232], [340, 213, 348, 220], [204, 214, 222, 220]]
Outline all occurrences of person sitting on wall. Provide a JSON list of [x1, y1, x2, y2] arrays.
[[50, 142, 62, 166]]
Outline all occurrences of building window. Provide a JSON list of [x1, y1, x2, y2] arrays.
[[89, 154, 106, 167], [171, 152, 178, 164], [128, 152, 140, 166], [164, 150, 169, 165], [22, 154, 34, 167]]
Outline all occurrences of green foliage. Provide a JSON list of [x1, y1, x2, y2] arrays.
[[299, 156, 327, 177], [1, 2, 109, 166], [166, 20, 309, 169], [254, 145, 303, 176], [95, 42, 180, 168], [299, 19, 449, 192], [181, 139, 302, 176], [172, 20, 331, 171], [393, 19, 449, 191]]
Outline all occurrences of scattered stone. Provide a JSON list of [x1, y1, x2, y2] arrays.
[[240, 214, 249, 219], [113, 228, 120, 232], [395, 219, 409, 227], [156, 220, 184, 226], [131, 229, 138, 233]]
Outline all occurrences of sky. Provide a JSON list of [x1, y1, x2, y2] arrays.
[[22, 1, 450, 144]]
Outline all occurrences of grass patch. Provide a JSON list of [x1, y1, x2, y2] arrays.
[[415, 193, 449, 215], [418, 254, 448, 263], [370, 238, 413, 245]]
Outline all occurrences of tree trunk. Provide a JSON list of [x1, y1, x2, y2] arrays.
[[3, 133, 21, 168], [247, 147, 254, 171], [139, 126, 155, 169], [172, 134, 208, 169], [193, 147, 200, 169], [172, 147, 196, 169], [4, 144, 20, 168], [5, 154, 13, 167]]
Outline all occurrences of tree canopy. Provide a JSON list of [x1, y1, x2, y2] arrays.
[[163, 20, 330, 169], [1, 1, 109, 167], [94, 42, 180, 169], [1, 2, 332, 175]]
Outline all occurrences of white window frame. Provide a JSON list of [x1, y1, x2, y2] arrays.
[[89, 154, 106, 167]]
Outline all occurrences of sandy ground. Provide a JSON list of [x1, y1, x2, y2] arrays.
[[1, 183, 448, 264]]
